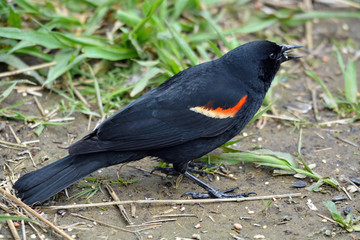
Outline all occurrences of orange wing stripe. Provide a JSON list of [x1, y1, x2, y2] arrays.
[[211, 95, 248, 116], [190, 95, 248, 119]]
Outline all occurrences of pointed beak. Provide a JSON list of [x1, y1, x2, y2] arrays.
[[279, 44, 302, 63]]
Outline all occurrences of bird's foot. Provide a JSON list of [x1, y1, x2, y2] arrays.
[[182, 187, 256, 199], [182, 171, 256, 199], [151, 163, 222, 177], [151, 167, 178, 175]]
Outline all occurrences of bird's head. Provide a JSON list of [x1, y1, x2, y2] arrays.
[[223, 40, 302, 91]]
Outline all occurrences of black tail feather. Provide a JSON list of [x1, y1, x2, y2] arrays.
[[14, 151, 143, 205]]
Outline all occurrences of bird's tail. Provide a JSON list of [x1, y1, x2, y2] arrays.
[[13, 151, 143, 205]]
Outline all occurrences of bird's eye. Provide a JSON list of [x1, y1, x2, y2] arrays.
[[269, 53, 276, 59]]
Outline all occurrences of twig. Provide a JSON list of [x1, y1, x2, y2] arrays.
[[73, 86, 90, 108], [304, 0, 313, 50], [0, 140, 29, 148], [8, 125, 21, 144], [34, 96, 46, 116], [261, 114, 300, 122], [0, 62, 56, 78], [334, 136, 359, 148], [105, 184, 133, 225], [47, 193, 302, 210], [311, 89, 319, 122], [141, 218, 177, 224], [342, 176, 360, 193], [319, 118, 355, 125], [317, 213, 337, 224], [6, 213, 20, 240], [153, 214, 197, 218], [0, 188, 74, 240], [340, 186, 352, 201], [70, 213, 134, 233]]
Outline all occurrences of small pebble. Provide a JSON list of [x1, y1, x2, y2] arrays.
[[180, 206, 185, 212], [192, 233, 201, 240], [234, 223, 242, 230], [286, 102, 312, 114], [263, 225, 267, 229], [347, 185, 357, 193], [253, 234, 265, 239], [148, 235, 153, 239], [292, 180, 307, 188], [343, 206, 352, 216], [322, 219, 327, 223], [264, 182, 269, 185], [57, 209, 67, 216], [0, 235, 4, 239], [248, 210, 255, 215], [306, 199, 318, 211], [194, 223, 201, 229], [350, 178, 360, 186], [30, 234, 36, 239], [331, 196, 347, 202]]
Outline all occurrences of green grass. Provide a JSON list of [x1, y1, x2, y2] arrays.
[[306, 43, 359, 117], [323, 201, 360, 232]]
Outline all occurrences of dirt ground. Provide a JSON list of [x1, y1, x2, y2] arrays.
[[1, 8, 360, 240]]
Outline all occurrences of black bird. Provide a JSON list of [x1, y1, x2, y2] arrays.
[[14, 40, 301, 205]]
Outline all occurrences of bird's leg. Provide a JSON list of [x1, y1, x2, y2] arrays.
[[151, 166, 178, 175], [182, 171, 256, 199], [152, 162, 222, 177]]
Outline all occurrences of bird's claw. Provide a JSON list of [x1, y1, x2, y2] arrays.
[[151, 167, 178, 175]]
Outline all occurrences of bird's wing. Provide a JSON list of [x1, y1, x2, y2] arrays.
[[69, 71, 249, 154]]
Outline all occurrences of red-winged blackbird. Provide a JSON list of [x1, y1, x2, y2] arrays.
[[14, 40, 301, 205]]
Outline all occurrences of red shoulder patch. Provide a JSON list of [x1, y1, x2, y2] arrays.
[[190, 95, 248, 119]]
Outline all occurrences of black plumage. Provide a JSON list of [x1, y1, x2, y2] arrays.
[[14, 40, 300, 205]]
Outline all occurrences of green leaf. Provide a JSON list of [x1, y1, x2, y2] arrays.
[[172, 0, 189, 21], [130, 67, 162, 97], [0, 27, 67, 49], [201, 10, 232, 50], [344, 60, 357, 103], [131, 0, 164, 35], [207, 41, 223, 58], [0, 54, 45, 84], [306, 70, 338, 110], [166, 21, 200, 66], [8, 6, 22, 28], [0, 82, 16, 103], [283, 11, 360, 26], [85, 4, 109, 35], [83, 46, 138, 60], [45, 51, 87, 88], [116, 10, 142, 27], [0, 215, 35, 222]]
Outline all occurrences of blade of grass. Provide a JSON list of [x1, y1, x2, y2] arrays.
[[82, 46, 138, 61], [306, 70, 338, 110], [0, 82, 16, 103], [165, 21, 199, 66], [45, 51, 87, 88], [0, 27, 67, 49], [344, 60, 357, 104], [0, 53, 45, 84], [201, 11, 232, 50], [207, 41, 223, 58], [130, 67, 162, 97]]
